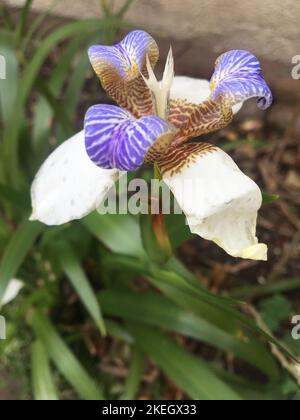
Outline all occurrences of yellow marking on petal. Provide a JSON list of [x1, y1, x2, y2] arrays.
[[239, 243, 268, 261], [210, 79, 217, 93], [89, 35, 159, 118], [126, 66, 132, 79], [132, 60, 139, 77]]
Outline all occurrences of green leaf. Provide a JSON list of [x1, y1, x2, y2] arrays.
[[0, 45, 19, 124], [101, 249, 296, 363], [229, 276, 300, 299], [100, 289, 278, 380], [259, 294, 292, 332], [63, 52, 91, 119], [117, 0, 136, 17], [262, 192, 280, 205], [31, 340, 58, 400], [140, 213, 171, 264], [105, 320, 134, 344], [0, 3, 14, 30], [83, 213, 145, 257], [128, 323, 242, 400], [15, 0, 33, 48], [31, 34, 91, 171], [147, 268, 238, 332], [0, 218, 43, 307], [146, 268, 297, 363], [35, 77, 72, 140], [165, 213, 192, 249], [30, 310, 104, 400], [0, 184, 29, 208], [22, 0, 61, 52], [121, 346, 144, 400], [56, 243, 106, 335]]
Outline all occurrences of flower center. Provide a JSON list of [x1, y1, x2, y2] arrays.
[[143, 48, 174, 120]]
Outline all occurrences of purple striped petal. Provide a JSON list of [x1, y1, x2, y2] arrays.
[[84, 104, 173, 171], [88, 30, 158, 82], [88, 31, 159, 118], [210, 50, 272, 110]]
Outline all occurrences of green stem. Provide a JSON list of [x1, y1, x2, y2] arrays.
[[152, 163, 172, 261], [153, 162, 162, 180]]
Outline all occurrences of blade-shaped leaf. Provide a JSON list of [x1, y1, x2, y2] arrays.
[[165, 213, 192, 249], [99, 289, 278, 380], [56, 243, 106, 335], [0, 45, 19, 124], [0, 218, 43, 306], [83, 213, 145, 257], [128, 323, 242, 400], [31, 340, 58, 401], [147, 269, 299, 364], [31, 311, 103, 400], [121, 346, 144, 400]]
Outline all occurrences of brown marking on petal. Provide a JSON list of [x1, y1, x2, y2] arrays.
[[92, 41, 159, 118], [144, 130, 176, 164], [168, 98, 233, 145], [158, 143, 218, 177]]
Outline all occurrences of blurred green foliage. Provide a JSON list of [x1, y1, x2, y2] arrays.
[[0, 0, 299, 401]]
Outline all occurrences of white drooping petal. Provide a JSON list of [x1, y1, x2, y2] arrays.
[[171, 76, 242, 114], [30, 130, 120, 226], [162, 146, 267, 261], [1, 279, 24, 306]]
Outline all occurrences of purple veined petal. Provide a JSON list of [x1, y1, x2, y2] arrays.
[[88, 31, 159, 118], [88, 30, 158, 81], [84, 104, 174, 172], [210, 50, 273, 110]]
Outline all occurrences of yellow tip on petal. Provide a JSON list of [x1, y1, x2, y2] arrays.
[[239, 243, 268, 261]]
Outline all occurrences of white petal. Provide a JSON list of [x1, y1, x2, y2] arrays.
[[171, 76, 211, 104], [163, 147, 267, 261], [30, 130, 120, 225], [2, 279, 24, 306], [171, 76, 242, 114]]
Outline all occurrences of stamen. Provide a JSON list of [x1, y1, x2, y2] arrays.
[[142, 47, 174, 120]]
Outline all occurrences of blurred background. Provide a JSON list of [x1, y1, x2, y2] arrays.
[[0, 0, 299, 400]]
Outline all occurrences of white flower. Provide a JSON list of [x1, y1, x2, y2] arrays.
[[30, 31, 273, 261]]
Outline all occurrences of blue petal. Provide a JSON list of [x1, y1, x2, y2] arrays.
[[84, 105, 173, 171], [210, 50, 272, 110]]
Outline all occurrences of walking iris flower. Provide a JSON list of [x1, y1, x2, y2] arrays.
[[30, 30, 273, 261]]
